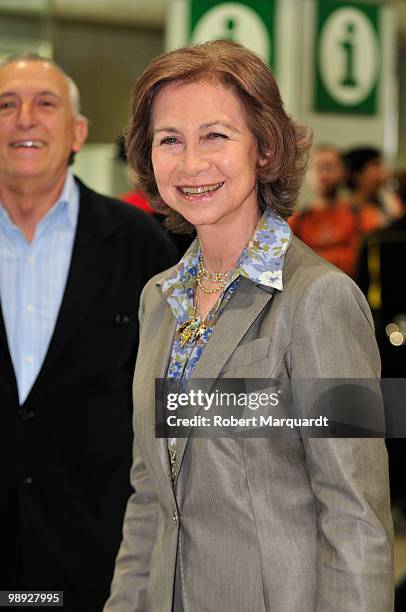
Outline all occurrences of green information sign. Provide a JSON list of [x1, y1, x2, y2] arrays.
[[189, 0, 275, 68], [314, 0, 380, 115]]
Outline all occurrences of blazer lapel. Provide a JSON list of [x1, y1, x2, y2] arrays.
[[133, 288, 177, 494], [152, 307, 177, 482], [175, 277, 275, 480], [0, 304, 19, 403], [25, 181, 117, 402]]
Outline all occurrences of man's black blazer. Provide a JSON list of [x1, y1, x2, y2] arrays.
[[0, 179, 177, 611]]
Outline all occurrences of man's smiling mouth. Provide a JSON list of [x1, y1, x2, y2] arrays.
[[10, 140, 46, 149]]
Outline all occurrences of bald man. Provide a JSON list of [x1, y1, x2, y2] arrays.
[[0, 54, 176, 611]]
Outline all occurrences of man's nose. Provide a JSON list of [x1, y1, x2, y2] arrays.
[[380, 165, 389, 182], [17, 102, 37, 129], [181, 143, 210, 176]]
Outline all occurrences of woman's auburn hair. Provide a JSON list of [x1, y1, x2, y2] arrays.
[[126, 40, 312, 233]]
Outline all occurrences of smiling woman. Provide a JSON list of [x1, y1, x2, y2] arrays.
[[150, 80, 261, 248], [105, 40, 394, 612], [127, 41, 308, 236]]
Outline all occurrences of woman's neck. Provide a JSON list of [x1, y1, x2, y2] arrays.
[[197, 206, 261, 273]]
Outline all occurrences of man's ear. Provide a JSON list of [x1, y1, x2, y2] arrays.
[[72, 117, 89, 153]]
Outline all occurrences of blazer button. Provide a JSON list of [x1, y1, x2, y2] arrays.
[[172, 512, 178, 524]]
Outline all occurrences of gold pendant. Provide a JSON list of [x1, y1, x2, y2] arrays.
[[178, 319, 195, 348], [195, 320, 207, 339], [178, 317, 207, 348]]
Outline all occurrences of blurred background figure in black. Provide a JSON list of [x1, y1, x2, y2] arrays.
[[357, 170, 406, 612], [344, 146, 403, 231], [357, 170, 406, 377]]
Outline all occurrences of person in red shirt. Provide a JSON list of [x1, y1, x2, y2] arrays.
[[121, 188, 155, 214], [118, 136, 193, 258], [290, 145, 362, 277]]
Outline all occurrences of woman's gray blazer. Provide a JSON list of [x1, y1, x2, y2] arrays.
[[105, 237, 394, 612]]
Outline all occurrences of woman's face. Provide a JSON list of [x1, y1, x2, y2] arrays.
[[151, 79, 262, 231]]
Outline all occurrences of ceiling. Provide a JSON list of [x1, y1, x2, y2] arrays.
[[0, 0, 405, 34]]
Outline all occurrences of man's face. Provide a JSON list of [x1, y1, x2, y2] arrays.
[[0, 60, 87, 188], [307, 149, 344, 199], [357, 158, 389, 197]]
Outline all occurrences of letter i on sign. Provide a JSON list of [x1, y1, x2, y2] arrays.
[[214, 17, 236, 41], [315, 3, 380, 114], [226, 18, 235, 40], [340, 22, 357, 87]]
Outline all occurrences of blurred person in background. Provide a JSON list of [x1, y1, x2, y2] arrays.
[[357, 171, 406, 376], [289, 145, 363, 276], [105, 41, 393, 612], [0, 53, 176, 611], [357, 172, 406, 546], [344, 146, 402, 230], [117, 135, 193, 259]]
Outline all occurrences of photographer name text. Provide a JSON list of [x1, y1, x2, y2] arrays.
[[166, 414, 329, 429]]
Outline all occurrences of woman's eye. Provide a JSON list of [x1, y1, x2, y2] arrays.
[[160, 136, 178, 145], [206, 132, 227, 140]]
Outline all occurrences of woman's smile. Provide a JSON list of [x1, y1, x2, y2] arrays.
[[176, 181, 224, 199]]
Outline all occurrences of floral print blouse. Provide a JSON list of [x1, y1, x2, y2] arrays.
[[162, 208, 292, 383]]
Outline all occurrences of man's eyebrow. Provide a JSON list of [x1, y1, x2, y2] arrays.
[[0, 90, 61, 99], [0, 91, 18, 99], [153, 121, 241, 135], [36, 90, 61, 98]]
